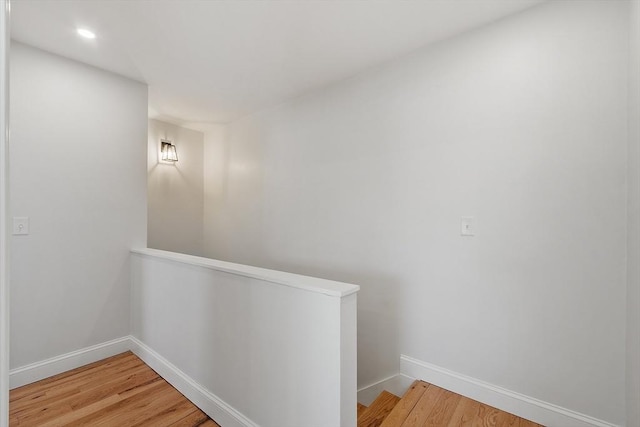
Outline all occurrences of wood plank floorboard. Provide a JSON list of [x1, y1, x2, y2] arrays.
[[358, 403, 368, 418], [423, 389, 461, 427], [400, 384, 444, 427], [9, 351, 220, 427], [446, 398, 481, 427], [380, 381, 428, 427], [358, 390, 401, 427], [169, 409, 210, 427], [366, 381, 544, 427]]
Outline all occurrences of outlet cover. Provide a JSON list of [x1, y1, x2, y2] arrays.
[[13, 217, 29, 235], [461, 217, 474, 236]]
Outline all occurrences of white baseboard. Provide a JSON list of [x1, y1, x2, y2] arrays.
[[400, 355, 620, 427], [9, 336, 131, 389], [9, 336, 258, 427], [12, 338, 614, 427], [128, 336, 257, 427], [357, 374, 414, 406]]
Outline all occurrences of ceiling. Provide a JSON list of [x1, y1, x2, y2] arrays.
[[11, 0, 544, 127]]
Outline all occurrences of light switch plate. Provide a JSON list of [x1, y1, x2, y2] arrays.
[[460, 217, 474, 236], [13, 217, 29, 235]]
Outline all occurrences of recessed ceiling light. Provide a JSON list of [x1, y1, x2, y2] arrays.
[[77, 28, 96, 39]]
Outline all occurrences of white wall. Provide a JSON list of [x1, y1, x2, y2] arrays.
[[9, 43, 147, 369], [203, 125, 227, 258], [203, 1, 628, 424], [148, 119, 204, 256], [0, 1, 8, 424], [131, 248, 358, 427], [627, 1, 640, 425]]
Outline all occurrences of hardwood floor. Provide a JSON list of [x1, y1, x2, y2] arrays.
[[9, 351, 220, 427], [361, 380, 543, 427], [9, 350, 543, 427]]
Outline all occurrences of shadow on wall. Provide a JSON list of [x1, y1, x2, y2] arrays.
[[90, 256, 131, 346], [258, 258, 400, 390]]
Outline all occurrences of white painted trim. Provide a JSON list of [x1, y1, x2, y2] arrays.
[[9, 337, 131, 389], [400, 355, 620, 427], [9, 336, 260, 427], [0, 1, 9, 425], [132, 248, 359, 298], [128, 336, 258, 427], [357, 374, 414, 406]]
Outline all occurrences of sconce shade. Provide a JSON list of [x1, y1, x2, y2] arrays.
[[161, 140, 178, 162]]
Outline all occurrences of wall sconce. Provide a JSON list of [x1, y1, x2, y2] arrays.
[[161, 140, 178, 162]]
